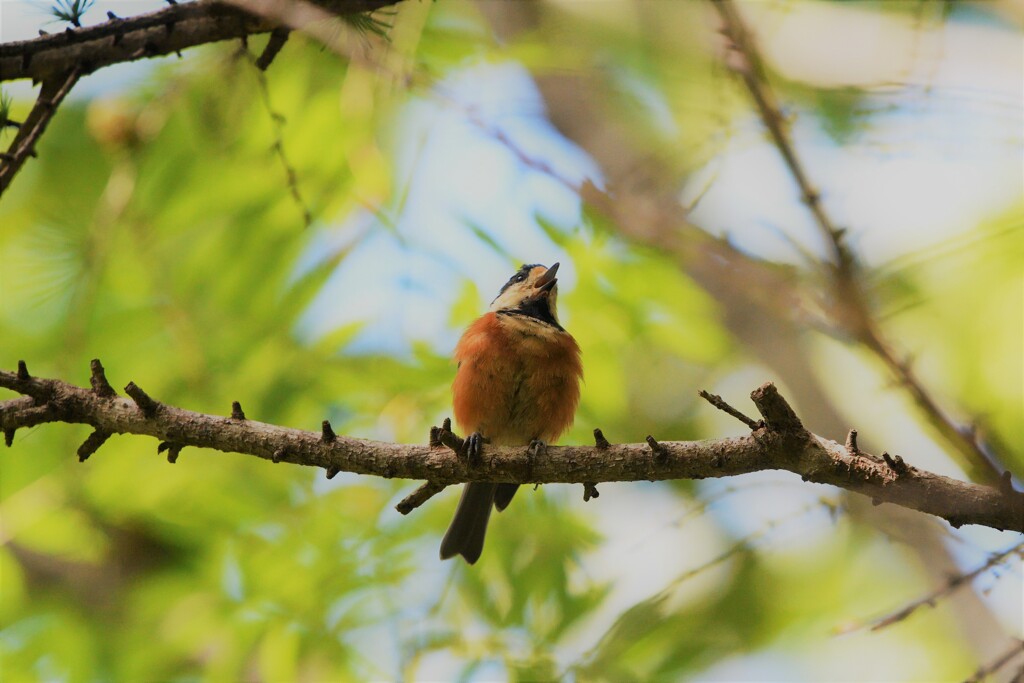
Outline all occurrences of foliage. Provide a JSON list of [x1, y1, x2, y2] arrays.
[[1, 1, 1020, 681], [46, 0, 95, 28]]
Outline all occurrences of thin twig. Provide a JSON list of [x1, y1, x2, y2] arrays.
[[245, 39, 312, 227], [269, 121, 311, 226], [867, 540, 1024, 631], [255, 26, 290, 70], [711, 0, 845, 264], [0, 67, 81, 196], [698, 389, 761, 430], [962, 640, 1024, 683], [578, 496, 834, 674], [395, 481, 446, 514]]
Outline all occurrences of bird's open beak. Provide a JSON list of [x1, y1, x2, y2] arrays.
[[534, 262, 559, 293]]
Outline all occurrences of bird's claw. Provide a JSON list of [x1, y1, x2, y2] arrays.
[[461, 431, 487, 464], [527, 439, 547, 479]]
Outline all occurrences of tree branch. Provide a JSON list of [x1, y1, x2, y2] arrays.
[[865, 540, 1024, 631], [0, 0, 400, 84], [0, 0, 401, 198], [963, 639, 1024, 683], [711, 0, 1003, 484], [3, 362, 1021, 532], [477, 3, 1018, 666], [0, 67, 81, 194]]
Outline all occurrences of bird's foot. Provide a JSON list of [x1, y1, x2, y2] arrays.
[[460, 431, 488, 465], [527, 439, 547, 479]]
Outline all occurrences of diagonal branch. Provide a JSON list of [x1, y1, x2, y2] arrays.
[[963, 639, 1024, 683], [711, 0, 846, 266], [2, 362, 1021, 533], [711, 0, 1002, 484], [0, 67, 81, 194], [864, 539, 1024, 631]]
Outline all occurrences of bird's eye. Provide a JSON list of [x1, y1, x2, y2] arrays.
[[513, 273, 527, 283]]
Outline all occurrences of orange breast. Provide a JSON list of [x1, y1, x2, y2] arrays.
[[452, 312, 582, 446]]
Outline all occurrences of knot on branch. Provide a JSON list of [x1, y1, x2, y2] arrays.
[[157, 441, 182, 463], [430, 418, 487, 463], [998, 471, 1024, 505], [749, 382, 803, 433], [396, 481, 446, 515], [89, 359, 117, 397], [845, 428, 859, 455], [430, 417, 462, 452], [320, 420, 336, 443], [646, 435, 668, 463], [125, 381, 160, 417], [77, 428, 111, 461], [882, 452, 909, 477]]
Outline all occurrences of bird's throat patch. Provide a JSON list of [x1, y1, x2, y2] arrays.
[[498, 299, 563, 331]]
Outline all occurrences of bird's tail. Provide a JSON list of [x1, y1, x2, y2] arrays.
[[440, 483, 496, 564]]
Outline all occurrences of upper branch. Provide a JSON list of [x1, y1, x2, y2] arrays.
[[2, 363, 1021, 533], [0, 0, 400, 84]]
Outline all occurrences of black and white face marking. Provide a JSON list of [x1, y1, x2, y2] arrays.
[[496, 264, 542, 297], [489, 263, 563, 330]]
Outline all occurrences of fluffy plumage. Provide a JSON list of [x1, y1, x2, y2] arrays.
[[440, 263, 582, 564]]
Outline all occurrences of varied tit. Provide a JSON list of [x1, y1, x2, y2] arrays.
[[440, 262, 583, 564]]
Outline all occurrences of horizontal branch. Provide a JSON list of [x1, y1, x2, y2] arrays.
[[2, 362, 1021, 532], [0, 0, 399, 83]]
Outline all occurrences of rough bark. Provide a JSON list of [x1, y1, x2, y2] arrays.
[[2, 365, 1021, 532]]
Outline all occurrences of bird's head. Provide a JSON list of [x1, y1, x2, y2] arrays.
[[489, 262, 562, 329]]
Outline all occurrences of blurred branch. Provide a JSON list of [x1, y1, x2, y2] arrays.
[[223, 0, 394, 69], [0, 0, 399, 198], [712, 0, 1002, 484], [245, 45, 312, 227], [865, 540, 1024, 631], [3, 362, 1021, 532], [0, 0, 399, 83], [575, 495, 835, 677], [711, 0, 847, 265], [477, 0, 1016, 667], [963, 640, 1024, 683], [255, 26, 291, 70]]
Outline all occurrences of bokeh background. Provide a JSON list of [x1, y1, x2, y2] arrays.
[[1, 0, 1021, 680]]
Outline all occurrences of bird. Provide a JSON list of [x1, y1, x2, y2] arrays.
[[440, 262, 583, 564]]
